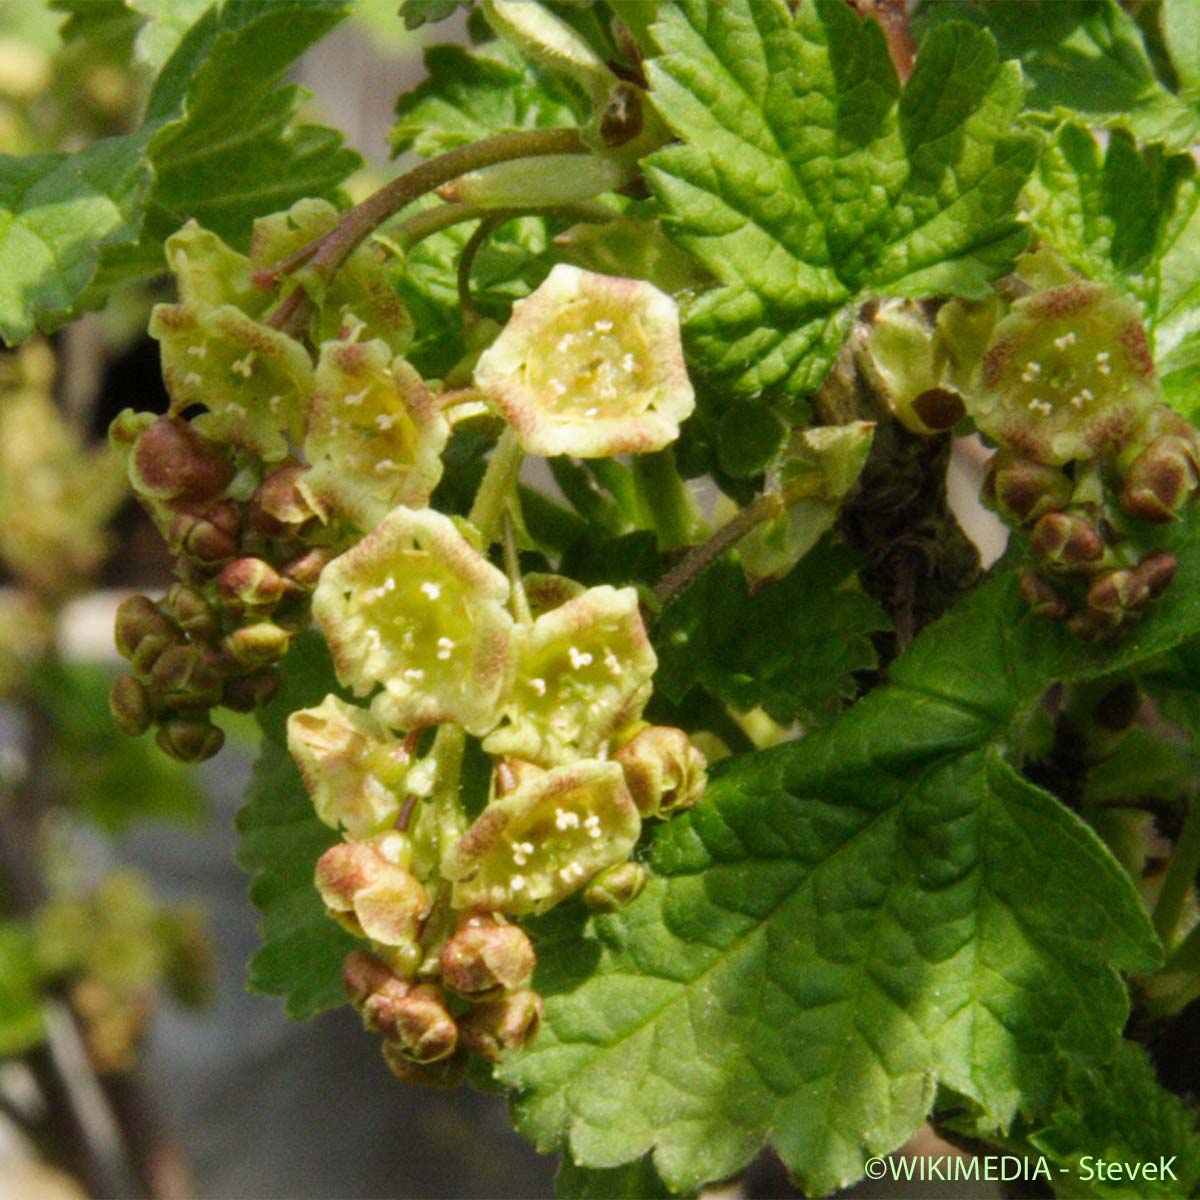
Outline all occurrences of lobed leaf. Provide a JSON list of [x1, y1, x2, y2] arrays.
[[499, 507, 1200, 1195], [643, 0, 1035, 399]]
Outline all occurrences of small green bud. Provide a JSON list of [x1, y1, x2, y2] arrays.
[[440, 916, 536, 999], [149, 644, 225, 709], [109, 674, 152, 737], [583, 861, 648, 912], [983, 451, 1072, 527], [249, 462, 329, 540], [613, 725, 707, 818], [156, 717, 224, 763], [221, 670, 280, 712], [216, 557, 293, 615], [222, 622, 290, 667], [458, 988, 543, 1061], [1028, 511, 1105, 575], [129, 416, 233, 504], [474, 264, 694, 458]]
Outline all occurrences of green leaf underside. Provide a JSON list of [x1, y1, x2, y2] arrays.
[[236, 634, 356, 1020], [644, 0, 1034, 400], [391, 40, 582, 158], [918, 0, 1200, 153], [0, 0, 358, 344], [1022, 1040, 1200, 1199], [497, 510, 1200, 1196], [1025, 123, 1200, 419], [655, 539, 888, 728]]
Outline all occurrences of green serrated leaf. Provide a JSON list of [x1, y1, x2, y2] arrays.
[[398, 0, 469, 31], [391, 39, 581, 158], [498, 505, 1200, 1194], [556, 1152, 683, 1200], [0, 0, 358, 344], [655, 538, 887, 729], [918, 0, 1200, 152], [643, 0, 1034, 400], [1162, 0, 1200, 94], [1024, 1040, 1200, 1199], [128, 0, 212, 70], [1024, 123, 1200, 417], [235, 633, 357, 1020]]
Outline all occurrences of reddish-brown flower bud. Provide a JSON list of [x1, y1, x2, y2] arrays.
[[129, 417, 233, 503], [156, 717, 224, 763], [1087, 569, 1150, 616], [343, 950, 395, 1008], [1028, 511, 1105, 574], [169, 501, 241, 567], [613, 726, 706, 818], [279, 546, 336, 590], [114, 595, 178, 662], [440, 916, 536, 999], [221, 670, 280, 712], [216, 557, 292, 614], [583, 861, 648, 912], [1018, 569, 1069, 621], [365, 981, 457, 1063], [149, 644, 225, 709], [458, 989, 543, 1061], [1133, 550, 1178, 600], [1120, 436, 1200, 523], [315, 842, 429, 949], [249, 463, 328, 539], [983, 451, 1072, 527], [381, 1042, 466, 1088], [109, 674, 152, 737], [164, 584, 221, 642]]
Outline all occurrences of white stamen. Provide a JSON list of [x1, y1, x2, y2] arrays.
[[187, 344, 207, 358], [344, 387, 368, 407], [231, 352, 255, 378], [530, 677, 547, 697], [420, 581, 441, 600], [567, 646, 593, 670]]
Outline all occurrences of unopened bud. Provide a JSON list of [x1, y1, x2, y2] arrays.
[[1068, 608, 1122, 643], [280, 546, 336, 589], [222, 622, 290, 667], [315, 843, 428, 948], [983, 451, 1072, 527], [1018, 569, 1069, 620], [129, 417, 232, 504], [150, 644, 224, 709], [1087, 569, 1150, 616], [1120, 436, 1200, 523], [583, 861, 648, 912], [221, 670, 280, 712], [114, 595, 177, 664], [164, 585, 221, 641], [458, 989, 543, 1061], [217, 557, 292, 614], [1029, 511, 1105, 574], [249, 463, 328, 539], [381, 1042, 466, 1088], [156, 717, 224, 762], [614, 726, 706, 817], [343, 950, 395, 1007], [109, 674, 152, 737], [1133, 550, 1177, 599], [365, 981, 457, 1063], [169, 501, 240, 567], [440, 917, 536, 999]]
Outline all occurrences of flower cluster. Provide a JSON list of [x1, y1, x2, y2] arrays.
[[863, 252, 1198, 640], [113, 204, 706, 1081], [292, 504, 704, 1082]]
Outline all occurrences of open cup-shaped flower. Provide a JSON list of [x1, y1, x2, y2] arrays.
[[474, 263, 694, 458], [306, 339, 449, 530], [312, 507, 513, 735], [287, 694, 412, 838], [444, 759, 640, 915], [483, 584, 656, 767]]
